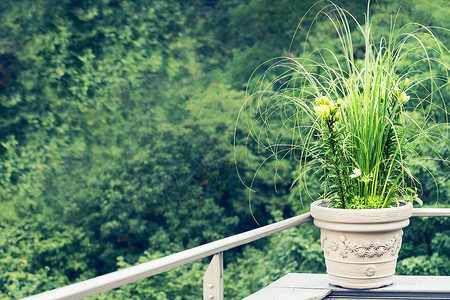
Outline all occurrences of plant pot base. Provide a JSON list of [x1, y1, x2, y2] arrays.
[[329, 278, 393, 290], [328, 271, 394, 289], [311, 200, 412, 290]]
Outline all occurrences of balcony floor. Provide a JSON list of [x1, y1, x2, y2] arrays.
[[243, 273, 450, 300]]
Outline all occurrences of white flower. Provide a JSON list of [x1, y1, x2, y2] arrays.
[[350, 168, 361, 179]]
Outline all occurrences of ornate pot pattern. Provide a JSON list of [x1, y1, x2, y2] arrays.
[[310, 200, 413, 289]]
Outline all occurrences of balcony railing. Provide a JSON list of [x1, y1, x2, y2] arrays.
[[22, 208, 450, 300]]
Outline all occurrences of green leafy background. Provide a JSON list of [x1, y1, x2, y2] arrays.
[[0, 0, 448, 298]]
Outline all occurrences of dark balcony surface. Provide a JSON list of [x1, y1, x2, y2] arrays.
[[243, 273, 450, 300]]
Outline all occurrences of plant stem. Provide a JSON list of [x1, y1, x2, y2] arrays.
[[326, 119, 346, 209]]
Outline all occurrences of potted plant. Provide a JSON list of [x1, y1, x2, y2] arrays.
[[236, 1, 448, 289]]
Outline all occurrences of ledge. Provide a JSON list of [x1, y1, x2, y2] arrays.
[[243, 273, 450, 300]]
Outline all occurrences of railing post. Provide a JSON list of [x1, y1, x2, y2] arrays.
[[203, 252, 223, 300]]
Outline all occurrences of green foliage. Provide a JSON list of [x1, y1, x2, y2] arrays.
[[397, 254, 450, 276], [0, 217, 94, 298], [0, 0, 448, 298], [399, 211, 450, 276], [1, 0, 243, 275]]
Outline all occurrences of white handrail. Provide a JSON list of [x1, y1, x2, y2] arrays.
[[412, 208, 450, 217], [21, 208, 450, 300], [22, 213, 313, 300]]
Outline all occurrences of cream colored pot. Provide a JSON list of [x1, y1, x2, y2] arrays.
[[310, 200, 413, 289]]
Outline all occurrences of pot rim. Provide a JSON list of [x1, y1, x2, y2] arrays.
[[310, 200, 413, 224]]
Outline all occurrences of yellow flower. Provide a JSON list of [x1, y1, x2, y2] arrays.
[[334, 111, 341, 121], [315, 95, 330, 106], [393, 87, 400, 97], [329, 102, 338, 114], [314, 105, 331, 120], [399, 92, 410, 104], [380, 89, 386, 102], [402, 78, 410, 89]]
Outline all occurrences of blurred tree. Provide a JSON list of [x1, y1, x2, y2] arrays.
[[0, 0, 448, 298], [0, 216, 94, 298]]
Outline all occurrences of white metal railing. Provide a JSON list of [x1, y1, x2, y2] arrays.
[[411, 207, 450, 217], [21, 208, 450, 300]]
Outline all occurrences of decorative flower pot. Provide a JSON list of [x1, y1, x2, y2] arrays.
[[310, 200, 413, 289]]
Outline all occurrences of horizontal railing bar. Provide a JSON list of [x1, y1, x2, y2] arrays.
[[412, 208, 450, 217], [22, 212, 313, 300]]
